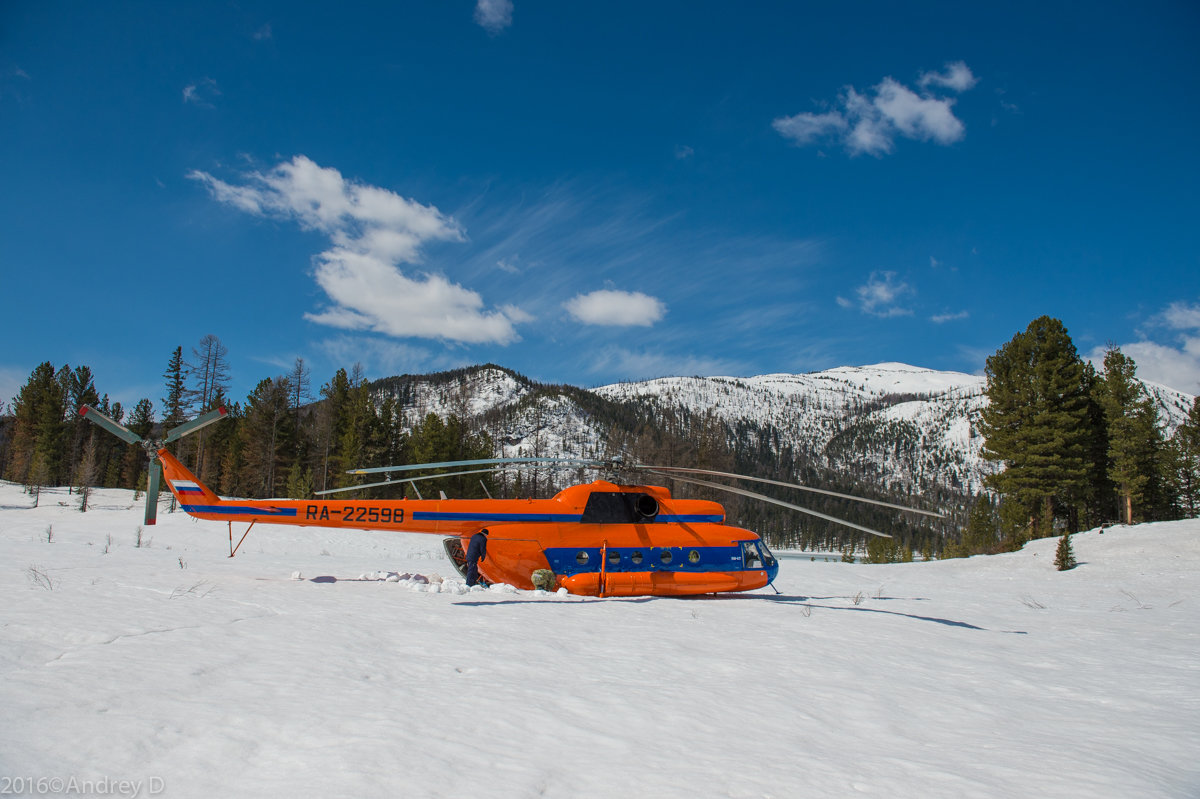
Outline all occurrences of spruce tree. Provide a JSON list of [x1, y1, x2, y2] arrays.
[[162, 347, 187, 433], [239, 377, 293, 497], [1095, 348, 1164, 524], [1054, 531, 1077, 571], [7, 363, 68, 486], [1175, 397, 1200, 516], [979, 317, 1096, 538]]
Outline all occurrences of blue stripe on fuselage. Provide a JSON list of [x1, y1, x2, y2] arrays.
[[182, 504, 297, 517], [544, 544, 747, 576], [410, 512, 724, 524], [413, 511, 582, 523]]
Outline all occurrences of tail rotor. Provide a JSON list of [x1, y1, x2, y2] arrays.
[[80, 405, 227, 525]]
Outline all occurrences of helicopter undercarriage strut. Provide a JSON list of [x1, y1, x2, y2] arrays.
[[228, 521, 256, 558]]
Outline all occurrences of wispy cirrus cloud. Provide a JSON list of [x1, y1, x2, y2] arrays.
[[182, 77, 221, 108], [584, 346, 741, 381], [774, 62, 976, 157], [189, 155, 524, 345], [474, 0, 513, 34], [837, 271, 914, 317]]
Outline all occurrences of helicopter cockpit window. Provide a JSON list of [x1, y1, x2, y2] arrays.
[[758, 541, 777, 567], [742, 541, 763, 569]]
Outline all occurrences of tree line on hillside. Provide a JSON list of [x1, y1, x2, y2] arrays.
[[0, 337, 496, 508], [2, 323, 1197, 561]]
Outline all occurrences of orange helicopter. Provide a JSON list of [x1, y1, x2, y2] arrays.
[[80, 404, 943, 598]]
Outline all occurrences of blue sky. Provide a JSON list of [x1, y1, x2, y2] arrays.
[[3, 1, 1199, 414]]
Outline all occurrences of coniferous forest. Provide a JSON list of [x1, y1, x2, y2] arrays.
[[2, 320, 1198, 559]]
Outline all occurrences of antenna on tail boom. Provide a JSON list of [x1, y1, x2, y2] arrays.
[[79, 404, 228, 525]]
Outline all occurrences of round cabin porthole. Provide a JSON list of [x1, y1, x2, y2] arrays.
[[576, 550, 589, 565], [607, 550, 621, 566], [688, 549, 700, 564], [660, 549, 673, 564], [631, 550, 643, 565]]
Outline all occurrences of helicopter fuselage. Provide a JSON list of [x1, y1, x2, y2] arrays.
[[159, 450, 779, 597]]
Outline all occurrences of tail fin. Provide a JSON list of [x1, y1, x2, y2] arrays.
[[157, 449, 222, 509]]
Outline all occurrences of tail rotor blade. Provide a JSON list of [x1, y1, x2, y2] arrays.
[[79, 405, 143, 446], [145, 459, 161, 526], [165, 406, 228, 443]]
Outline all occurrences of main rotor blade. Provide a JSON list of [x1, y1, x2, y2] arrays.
[[79, 405, 143, 445], [145, 459, 161, 526], [348, 456, 607, 476], [648, 471, 893, 539], [164, 406, 228, 443], [634, 465, 944, 519], [315, 466, 506, 495]]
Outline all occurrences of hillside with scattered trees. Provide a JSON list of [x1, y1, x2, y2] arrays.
[[2, 320, 1197, 560]]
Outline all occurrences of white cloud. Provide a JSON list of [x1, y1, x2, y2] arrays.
[[839, 271, 914, 317], [1086, 301, 1200, 395], [474, 0, 513, 34], [918, 61, 978, 92], [771, 111, 847, 147], [190, 155, 523, 345], [564, 290, 666, 327], [872, 78, 964, 145], [1161, 301, 1200, 332], [774, 65, 973, 157], [931, 310, 969, 324]]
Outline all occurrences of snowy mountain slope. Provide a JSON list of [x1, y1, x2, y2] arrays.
[[370, 363, 1195, 505], [2, 483, 1197, 798], [596, 363, 994, 494]]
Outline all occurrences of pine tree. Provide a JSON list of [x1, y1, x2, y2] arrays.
[[961, 493, 1001, 554], [162, 347, 187, 434], [979, 317, 1097, 538], [1175, 397, 1200, 516], [6, 363, 68, 486], [317, 368, 352, 492], [122, 398, 155, 489], [239, 377, 293, 497], [1095, 348, 1164, 524], [65, 365, 100, 487], [1054, 531, 1076, 571]]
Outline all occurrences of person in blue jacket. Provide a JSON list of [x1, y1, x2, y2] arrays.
[[465, 528, 489, 587]]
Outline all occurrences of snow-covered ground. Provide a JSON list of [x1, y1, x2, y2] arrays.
[[2, 483, 1197, 798]]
